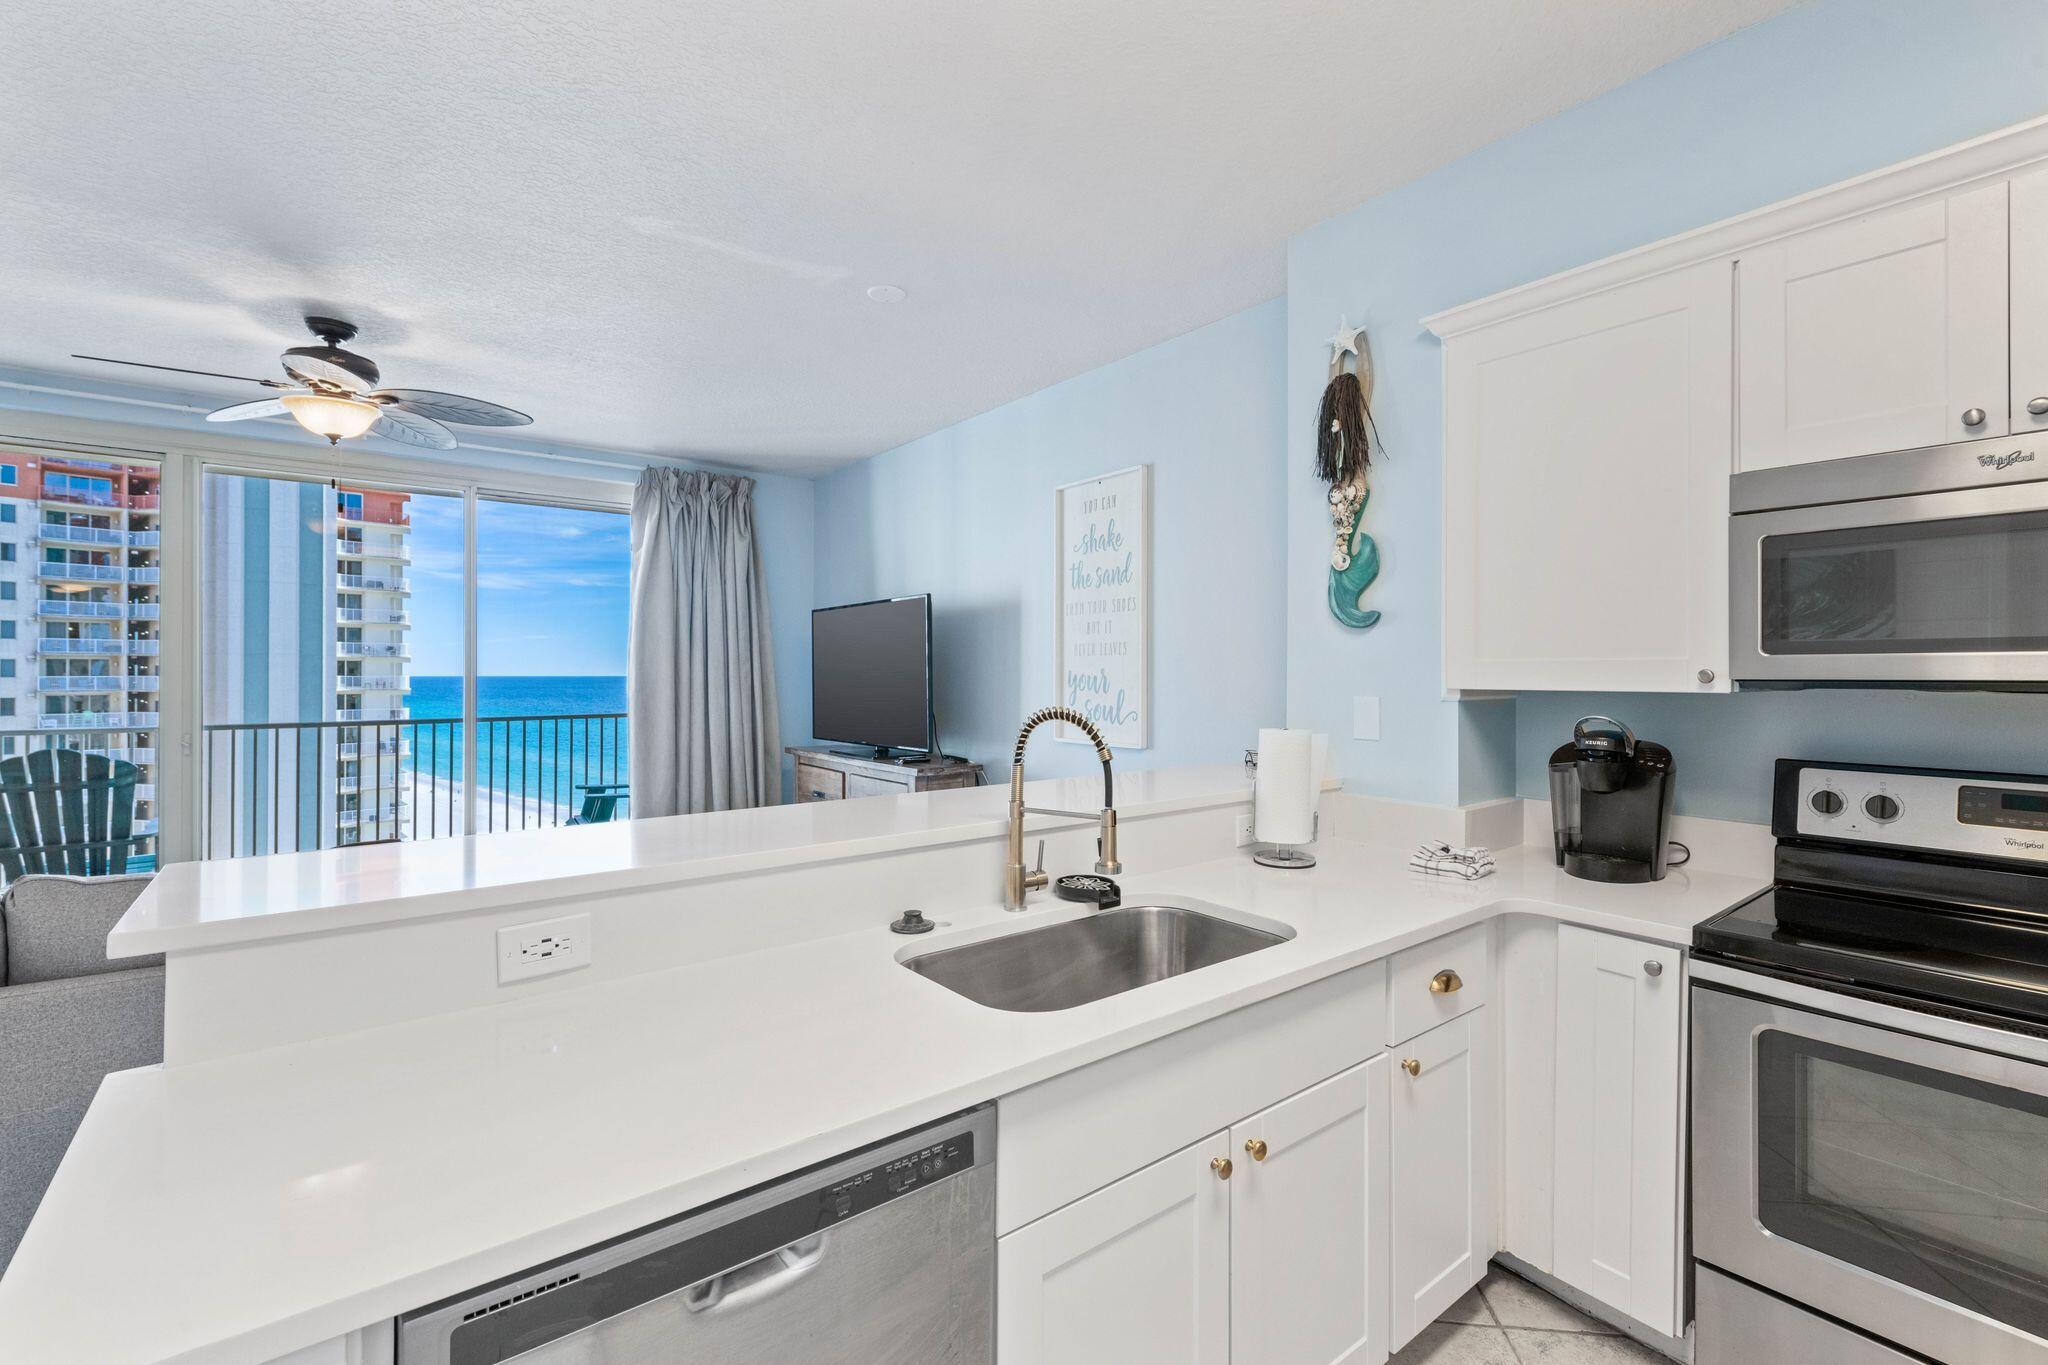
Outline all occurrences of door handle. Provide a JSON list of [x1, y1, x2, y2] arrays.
[[682, 1234, 827, 1315]]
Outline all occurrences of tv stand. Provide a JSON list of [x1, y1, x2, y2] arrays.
[[787, 746, 984, 803]]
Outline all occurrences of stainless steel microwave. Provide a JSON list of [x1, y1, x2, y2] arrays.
[[1732, 430, 2048, 686]]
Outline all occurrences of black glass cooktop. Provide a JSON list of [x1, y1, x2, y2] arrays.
[[1696, 883, 2048, 1030]]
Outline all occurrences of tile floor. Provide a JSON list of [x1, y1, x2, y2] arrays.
[[1391, 1263, 1671, 1364]]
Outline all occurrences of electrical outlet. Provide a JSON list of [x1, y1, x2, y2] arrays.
[[1235, 811, 1257, 848], [498, 913, 592, 984]]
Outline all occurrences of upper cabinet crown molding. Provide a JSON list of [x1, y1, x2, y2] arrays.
[[1423, 112, 2048, 341]]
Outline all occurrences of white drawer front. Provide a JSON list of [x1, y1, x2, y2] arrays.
[[1388, 922, 1492, 1045]]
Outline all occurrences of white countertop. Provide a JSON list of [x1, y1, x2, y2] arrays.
[[110, 763, 1257, 957], [3, 837, 1765, 1365]]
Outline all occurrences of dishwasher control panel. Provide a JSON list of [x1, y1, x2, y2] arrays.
[[822, 1131, 977, 1223]]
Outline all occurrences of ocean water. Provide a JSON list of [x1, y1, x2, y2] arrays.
[[405, 675, 629, 822]]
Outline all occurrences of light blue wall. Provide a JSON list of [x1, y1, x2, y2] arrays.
[[1285, 0, 2048, 818], [811, 300, 1287, 780]]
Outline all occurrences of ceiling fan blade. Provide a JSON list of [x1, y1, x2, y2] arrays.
[[71, 355, 286, 387], [371, 408, 458, 451], [369, 389, 532, 427], [205, 397, 291, 423]]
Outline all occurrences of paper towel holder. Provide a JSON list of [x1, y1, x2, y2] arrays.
[[1253, 812, 1319, 870], [1248, 737, 1319, 869]]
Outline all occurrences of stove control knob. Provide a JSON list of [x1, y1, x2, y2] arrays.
[[1863, 793, 1902, 823], [1809, 789, 1845, 817]]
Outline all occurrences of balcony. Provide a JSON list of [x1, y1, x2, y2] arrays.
[[36, 638, 124, 655], [38, 675, 122, 692], [129, 494, 160, 510], [336, 607, 408, 624], [123, 676, 161, 692], [36, 600, 123, 619], [335, 573, 410, 593], [335, 675, 408, 692], [39, 487, 118, 508], [36, 525, 125, 548], [128, 567, 160, 585], [38, 561, 123, 584], [338, 537, 410, 563], [125, 639, 161, 655], [127, 603, 161, 620], [335, 641, 406, 659], [38, 712, 158, 729]]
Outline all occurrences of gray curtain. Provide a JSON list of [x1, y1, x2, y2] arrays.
[[629, 468, 781, 815]]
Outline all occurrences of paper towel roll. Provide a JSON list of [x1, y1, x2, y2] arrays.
[[1255, 728, 1316, 845]]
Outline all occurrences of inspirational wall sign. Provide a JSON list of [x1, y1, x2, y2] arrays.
[[1054, 464, 1150, 749]]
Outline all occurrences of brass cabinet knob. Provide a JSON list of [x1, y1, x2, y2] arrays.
[[1211, 1156, 1234, 1180], [1428, 969, 1463, 995], [1244, 1138, 1268, 1162], [1401, 1058, 1421, 1077]]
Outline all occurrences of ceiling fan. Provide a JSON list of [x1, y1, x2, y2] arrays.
[[71, 316, 532, 451]]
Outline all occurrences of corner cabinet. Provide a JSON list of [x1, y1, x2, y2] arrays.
[[1439, 261, 1733, 693]]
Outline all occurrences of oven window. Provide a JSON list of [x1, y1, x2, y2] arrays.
[[1759, 509, 2048, 653], [1757, 1030, 2048, 1335]]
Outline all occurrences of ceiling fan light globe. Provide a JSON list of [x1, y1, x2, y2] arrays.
[[279, 392, 379, 443]]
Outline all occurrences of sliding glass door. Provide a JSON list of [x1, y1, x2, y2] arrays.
[[198, 473, 629, 856]]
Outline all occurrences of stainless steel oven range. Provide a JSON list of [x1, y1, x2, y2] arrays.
[[1692, 760, 2048, 1364], [1732, 427, 2048, 686]]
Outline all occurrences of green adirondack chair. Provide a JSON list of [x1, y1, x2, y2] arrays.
[[0, 748, 142, 882], [566, 781, 630, 825]]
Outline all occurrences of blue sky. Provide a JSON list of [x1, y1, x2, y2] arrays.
[[407, 497, 630, 677]]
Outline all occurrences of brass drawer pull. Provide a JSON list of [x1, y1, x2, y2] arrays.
[[1401, 1058, 1421, 1077], [1428, 969, 1463, 995], [1244, 1138, 1268, 1162], [1211, 1156, 1233, 1180]]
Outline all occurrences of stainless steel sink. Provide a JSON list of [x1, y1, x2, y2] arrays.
[[902, 899, 1293, 1012]]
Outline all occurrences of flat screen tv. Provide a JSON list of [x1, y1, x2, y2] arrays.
[[812, 595, 933, 758]]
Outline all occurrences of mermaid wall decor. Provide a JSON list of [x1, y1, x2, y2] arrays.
[[1317, 318, 1383, 629]]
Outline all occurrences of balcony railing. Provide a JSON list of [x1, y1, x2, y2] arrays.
[[36, 638, 123, 655], [36, 525, 125, 548], [335, 642, 406, 658], [37, 675, 123, 692], [335, 675, 407, 692], [202, 713, 628, 859], [130, 530, 160, 548], [337, 537, 409, 562], [37, 562, 122, 583], [36, 600, 123, 619], [335, 573, 410, 593], [126, 639, 160, 655], [38, 712, 158, 729], [128, 603, 161, 620], [336, 607, 408, 624], [39, 487, 118, 508]]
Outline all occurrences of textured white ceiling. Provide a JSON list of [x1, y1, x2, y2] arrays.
[[0, 1, 1797, 473]]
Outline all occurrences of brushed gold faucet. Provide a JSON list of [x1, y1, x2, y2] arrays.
[[1005, 706, 1120, 911]]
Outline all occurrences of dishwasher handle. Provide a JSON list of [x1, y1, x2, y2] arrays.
[[681, 1232, 827, 1315]]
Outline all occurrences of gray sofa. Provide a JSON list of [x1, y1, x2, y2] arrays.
[[0, 873, 160, 1274]]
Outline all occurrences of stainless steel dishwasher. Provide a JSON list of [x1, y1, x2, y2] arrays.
[[397, 1105, 993, 1364]]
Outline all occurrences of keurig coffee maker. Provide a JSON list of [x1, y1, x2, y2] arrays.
[[1548, 716, 1676, 883]]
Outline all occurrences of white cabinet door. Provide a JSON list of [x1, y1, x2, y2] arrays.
[[997, 1132, 1231, 1365], [2011, 169, 2048, 435], [1231, 1056, 1390, 1365], [1738, 183, 2008, 469], [1553, 927, 1685, 1337], [1443, 261, 1732, 693], [1389, 1010, 1496, 1349]]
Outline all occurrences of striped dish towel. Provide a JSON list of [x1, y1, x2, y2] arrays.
[[1409, 839, 1496, 881]]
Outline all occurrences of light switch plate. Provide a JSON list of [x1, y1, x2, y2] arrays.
[[498, 913, 592, 984], [1352, 696, 1381, 741]]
